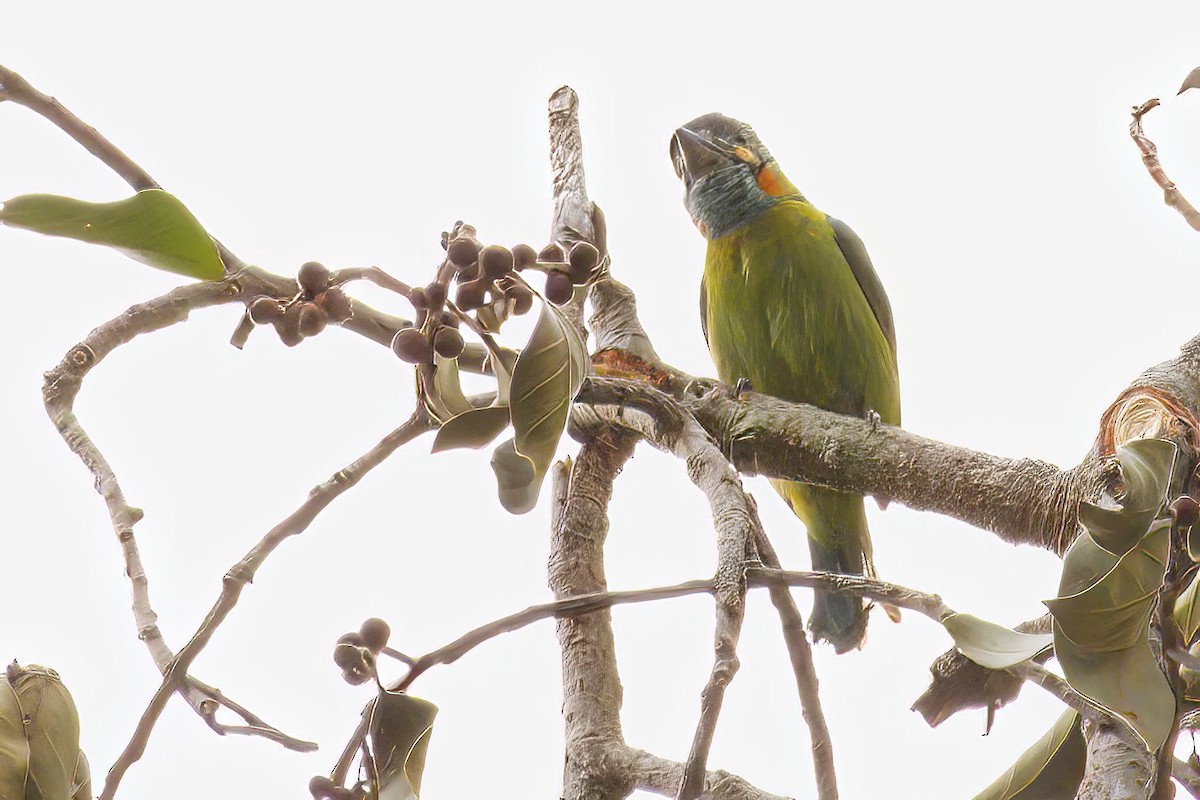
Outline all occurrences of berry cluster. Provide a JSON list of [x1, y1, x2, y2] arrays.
[[390, 226, 602, 365], [331, 617, 391, 686], [247, 261, 353, 346]]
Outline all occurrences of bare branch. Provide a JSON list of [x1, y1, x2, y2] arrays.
[[1130, 99, 1200, 231], [99, 410, 433, 800]]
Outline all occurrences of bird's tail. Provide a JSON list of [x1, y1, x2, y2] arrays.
[[771, 480, 874, 654]]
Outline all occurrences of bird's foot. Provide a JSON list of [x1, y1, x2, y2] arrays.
[[733, 377, 753, 399], [865, 408, 882, 430]]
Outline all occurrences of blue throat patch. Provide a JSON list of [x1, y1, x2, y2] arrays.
[[685, 164, 777, 240]]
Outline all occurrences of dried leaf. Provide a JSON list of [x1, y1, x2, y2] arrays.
[[369, 690, 437, 800], [1180, 66, 1200, 96], [942, 614, 1054, 670], [0, 190, 222, 280], [970, 710, 1085, 800]]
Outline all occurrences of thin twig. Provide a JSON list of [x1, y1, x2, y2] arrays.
[[99, 410, 434, 800], [1130, 98, 1200, 230], [751, 517, 838, 800]]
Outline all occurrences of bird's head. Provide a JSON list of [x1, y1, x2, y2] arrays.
[[670, 113, 801, 240]]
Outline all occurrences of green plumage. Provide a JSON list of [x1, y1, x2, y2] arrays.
[[673, 115, 900, 651]]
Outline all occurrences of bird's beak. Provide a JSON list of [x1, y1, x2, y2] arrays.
[[672, 126, 735, 185]]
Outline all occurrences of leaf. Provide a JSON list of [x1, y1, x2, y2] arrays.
[[490, 438, 539, 515], [1180, 66, 1200, 95], [490, 347, 519, 406], [369, 690, 437, 800], [971, 710, 1085, 800], [942, 614, 1054, 670], [0, 662, 87, 800], [1177, 572, 1200, 646], [0, 190, 223, 280], [1077, 438, 1174, 556], [431, 406, 512, 453], [1045, 439, 1178, 750], [422, 354, 474, 424], [495, 301, 587, 514]]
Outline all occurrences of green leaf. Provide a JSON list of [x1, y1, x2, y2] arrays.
[[971, 710, 1085, 800], [1045, 439, 1178, 750], [495, 301, 586, 514], [1178, 572, 1200, 646], [0, 662, 87, 800], [422, 354, 474, 424], [432, 406, 512, 453], [942, 614, 1054, 670], [0, 190, 223, 280], [1077, 438, 1174, 556], [369, 690, 437, 800]]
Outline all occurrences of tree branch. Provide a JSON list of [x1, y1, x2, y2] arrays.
[[100, 410, 433, 800], [1130, 98, 1200, 231]]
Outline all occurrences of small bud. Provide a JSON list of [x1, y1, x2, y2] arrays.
[[1174, 495, 1200, 528], [433, 326, 466, 358], [359, 618, 391, 653], [318, 287, 354, 322], [480, 245, 515, 280], [392, 327, 434, 364], [309, 775, 338, 800], [298, 261, 331, 295], [512, 243, 538, 271], [538, 243, 565, 263], [299, 303, 328, 337], [568, 242, 600, 283], [249, 296, 284, 324], [447, 236, 481, 269], [544, 271, 574, 305]]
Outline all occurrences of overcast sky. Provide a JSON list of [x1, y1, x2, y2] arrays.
[[4, 2, 1200, 798]]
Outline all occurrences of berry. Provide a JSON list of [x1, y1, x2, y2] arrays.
[[409, 288, 428, 310], [309, 775, 338, 799], [504, 283, 534, 316], [455, 280, 488, 311], [538, 243, 565, 263], [319, 287, 353, 322], [512, 243, 538, 271], [333, 643, 366, 671], [433, 326, 466, 358], [249, 296, 284, 324], [439, 310, 460, 328], [392, 327, 434, 364], [447, 236, 481, 269], [425, 282, 447, 314], [341, 667, 371, 686], [1174, 495, 1200, 528], [276, 303, 305, 347], [544, 271, 574, 305], [298, 261, 330, 295], [359, 618, 391, 653], [568, 242, 600, 280], [480, 245, 515, 280], [337, 632, 365, 647], [299, 303, 328, 337]]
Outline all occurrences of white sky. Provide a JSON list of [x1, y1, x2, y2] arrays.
[[3, 2, 1200, 798]]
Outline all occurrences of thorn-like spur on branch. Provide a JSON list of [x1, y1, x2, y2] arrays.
[[100, 410, 434, 800], [1130, 98, 1200, 231]]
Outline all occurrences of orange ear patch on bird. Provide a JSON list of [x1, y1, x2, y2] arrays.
[[755, 162, 793, 197]]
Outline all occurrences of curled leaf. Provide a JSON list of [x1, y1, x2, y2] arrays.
[[1180, 66, 1200, 95], [0, 662, 89, 800], [432, 406, 512, 453], [369, 690, 438, 800], [0, 190, 222, 280]]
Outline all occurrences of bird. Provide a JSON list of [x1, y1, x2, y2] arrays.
[[670, 113, 901, 652]]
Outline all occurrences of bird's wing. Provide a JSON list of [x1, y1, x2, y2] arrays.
[[699, 275, 710, 347], [827, 215, 896, 358]]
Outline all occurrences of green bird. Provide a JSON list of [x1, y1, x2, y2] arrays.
[[670, 113, 900, 652]]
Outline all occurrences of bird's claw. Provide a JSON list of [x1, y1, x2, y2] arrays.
[[733, 377, 753, 399], [866, 409, 882, 430]]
